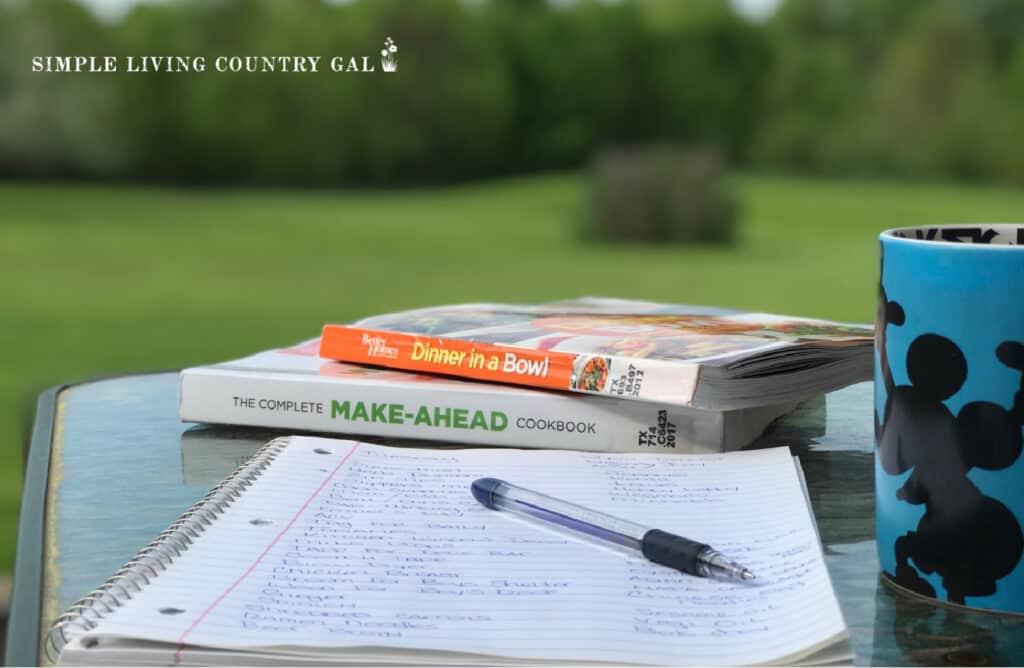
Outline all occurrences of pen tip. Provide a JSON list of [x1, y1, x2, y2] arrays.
[[741, 569, 756, 581]]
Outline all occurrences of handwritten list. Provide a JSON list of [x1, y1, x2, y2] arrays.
[[82, 438, 848, 666]]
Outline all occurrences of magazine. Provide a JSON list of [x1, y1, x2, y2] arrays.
[[319, 297, 873, 409], [179, 338, 801, 453]]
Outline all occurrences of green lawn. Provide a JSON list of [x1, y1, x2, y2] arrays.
[[4, 172, 1024, 572]]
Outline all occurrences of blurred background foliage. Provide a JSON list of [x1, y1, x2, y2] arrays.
[[5, 0, 1024, 187]]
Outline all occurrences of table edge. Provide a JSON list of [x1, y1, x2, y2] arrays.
[[6, 384, 61, 667], [7, 371, 183, 667]]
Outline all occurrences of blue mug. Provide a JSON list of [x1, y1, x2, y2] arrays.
[[876, 224, 1024, 612]]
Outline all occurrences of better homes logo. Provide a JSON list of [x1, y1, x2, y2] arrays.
[[381, 37, 398, 72]]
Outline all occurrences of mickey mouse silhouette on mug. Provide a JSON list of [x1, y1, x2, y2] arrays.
[[876, 225, 1024, 613]]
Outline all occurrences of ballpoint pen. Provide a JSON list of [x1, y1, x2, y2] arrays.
[[471, 477, 755, 581]]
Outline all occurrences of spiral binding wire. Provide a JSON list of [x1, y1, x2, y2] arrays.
[[44, 436, 292, 663]]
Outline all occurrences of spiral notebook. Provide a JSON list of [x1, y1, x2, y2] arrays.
[[49, 436, 850, 666]]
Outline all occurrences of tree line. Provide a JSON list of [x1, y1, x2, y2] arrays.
[[2, 0, 1023, 186]]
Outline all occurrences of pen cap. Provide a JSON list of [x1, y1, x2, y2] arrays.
[[471, 478, 506, 509]]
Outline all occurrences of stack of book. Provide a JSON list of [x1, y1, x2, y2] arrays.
[[181, 297, 873, 453]]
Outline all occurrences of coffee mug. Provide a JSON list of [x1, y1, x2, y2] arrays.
[[876, 224, 1024, 612]]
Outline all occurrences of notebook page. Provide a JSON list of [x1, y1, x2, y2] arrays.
[[79, 437, 847, 666]]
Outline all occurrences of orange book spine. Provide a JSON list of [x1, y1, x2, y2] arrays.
[[319, 325, 576, 392]]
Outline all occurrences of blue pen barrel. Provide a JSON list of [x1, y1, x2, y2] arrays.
[[471, 477, 647, 550], [471, 477, 755, 581]]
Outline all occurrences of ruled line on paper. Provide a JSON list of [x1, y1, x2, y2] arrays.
[[171, 441, 361, 665]]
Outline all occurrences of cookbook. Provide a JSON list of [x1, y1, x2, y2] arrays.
[[320, 297, 873, 409], [180, 338, 800, 452]]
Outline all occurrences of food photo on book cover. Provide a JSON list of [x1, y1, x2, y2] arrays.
[[7, 1, 1024, 666]]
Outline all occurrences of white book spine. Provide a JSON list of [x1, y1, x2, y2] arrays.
[[179, 368, 738, 453]]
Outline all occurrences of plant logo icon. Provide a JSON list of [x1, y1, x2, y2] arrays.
[[381, 37, 398, 72]]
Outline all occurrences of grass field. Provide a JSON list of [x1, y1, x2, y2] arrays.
[[4, 172, 1024, 572]]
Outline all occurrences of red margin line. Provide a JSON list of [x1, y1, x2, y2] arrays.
[[172, 442, 360, 664]]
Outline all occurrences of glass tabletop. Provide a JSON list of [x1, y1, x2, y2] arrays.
[[28, 373, 1024, 665]]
